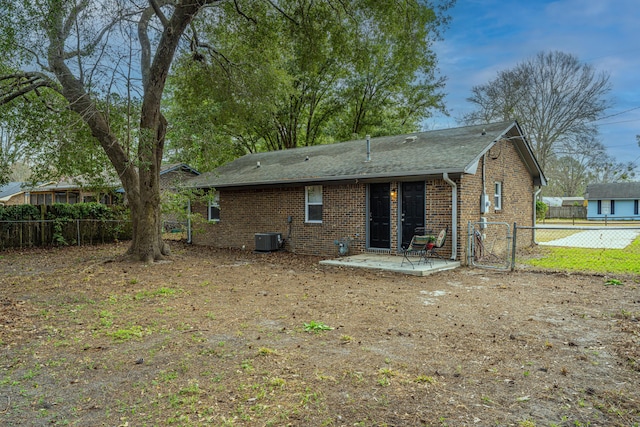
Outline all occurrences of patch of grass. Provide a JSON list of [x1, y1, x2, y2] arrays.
[[257, 347, 276, 356], [303, 320, 333, 333], [605, 278, 624, 286], [414, 375, 437, 384], [99, 310, 113, 328], [134, 287, 178, 300], [522, 237, 640, 274], [107, 325, 144, 342]]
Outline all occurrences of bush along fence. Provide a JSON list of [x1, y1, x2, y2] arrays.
[[0, 203, 132, 249]]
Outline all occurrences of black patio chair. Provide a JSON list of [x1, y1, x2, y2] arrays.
[[400, 234, 431, 268]]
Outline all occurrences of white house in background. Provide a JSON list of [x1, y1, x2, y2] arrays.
[[585, 182, 640, 220]]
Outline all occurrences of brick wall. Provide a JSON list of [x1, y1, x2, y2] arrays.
[[191, 183, 368, 257], [192, 180, 458, 258], [458, 138, 535, 264]]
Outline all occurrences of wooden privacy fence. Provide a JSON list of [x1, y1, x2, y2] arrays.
[[0, 219, 132, 249], [546, 206, 587, 219]]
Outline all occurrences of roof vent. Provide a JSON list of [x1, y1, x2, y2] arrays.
[[305, 156, 309, 161], [256, 161, 261, 168], [365, 134, 371, 162], [404, 136, 417, 143], [481, 129, 486, 135]]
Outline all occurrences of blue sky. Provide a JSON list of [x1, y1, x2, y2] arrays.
[[428, 0, 640, 167]]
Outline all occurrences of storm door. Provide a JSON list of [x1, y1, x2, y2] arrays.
[[400, 181, 425, 248], [369, 183, 391, 249]]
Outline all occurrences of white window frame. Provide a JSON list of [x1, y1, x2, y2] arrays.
[[208, 192, 220, 222], [494, 181, 502, 211], [305, 185, 323, 223]]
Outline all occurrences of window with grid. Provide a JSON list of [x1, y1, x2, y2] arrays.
[[208, 192, 220, 222], [305, 185, 323, 223], [494, 181, 502, 211]]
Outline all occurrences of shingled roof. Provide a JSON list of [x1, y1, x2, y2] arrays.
[[586, 182, 640, 199], [190, 121, 546, 189]]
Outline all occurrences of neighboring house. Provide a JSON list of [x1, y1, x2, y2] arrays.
[[159, 163, 201, 191], [158, 163, 201, 230], [187, 121, 546, 263], [27, 180, 121, 205], [585, 182, 640, 220], [0, 182, 29, 206], [1, 164, 199, 208]]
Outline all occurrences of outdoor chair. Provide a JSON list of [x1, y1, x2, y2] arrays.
[[400, 235, 431, 268], [427, 226, 449, 263]]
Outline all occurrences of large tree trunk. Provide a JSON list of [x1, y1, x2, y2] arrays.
[[43, 0, 210, 262], [126, 115, 170, 262]]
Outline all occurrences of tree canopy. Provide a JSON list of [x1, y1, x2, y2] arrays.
[[0, 0, 453, 260], [165, 0, 452, 171]]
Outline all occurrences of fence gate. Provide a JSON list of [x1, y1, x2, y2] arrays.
[[468, 221, 512, 270]]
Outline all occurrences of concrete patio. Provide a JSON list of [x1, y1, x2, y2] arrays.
[[319, 253, 460, 276]]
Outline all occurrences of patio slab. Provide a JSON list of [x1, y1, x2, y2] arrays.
[[319, 253, 460, 276]]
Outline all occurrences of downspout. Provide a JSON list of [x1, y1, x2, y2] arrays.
[[187, 198, 192, 244], [532, 187, 542, 244], [442, 172, 457, 260]]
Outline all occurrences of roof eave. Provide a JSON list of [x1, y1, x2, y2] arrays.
[[194, 168, 468, 190]]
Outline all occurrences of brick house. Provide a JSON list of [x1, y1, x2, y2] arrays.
[[187, 121, 546, 264]]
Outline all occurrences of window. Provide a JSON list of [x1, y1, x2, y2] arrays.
[[597, 200, 602, 215], [305, 185, 323, 223], [208, 192, 220, 222], [610, 200, 615, 215], [635, 200, 639, 216], [55, 192, 67, 203], [68, 192, 79, 204], [494, 181, 502, 211]]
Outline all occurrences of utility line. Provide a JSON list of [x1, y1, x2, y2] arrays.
[[592, 106, 640, 123]]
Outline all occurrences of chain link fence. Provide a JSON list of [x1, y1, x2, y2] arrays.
[[515, 223, 640, 274], [468, 221, 640, 273]]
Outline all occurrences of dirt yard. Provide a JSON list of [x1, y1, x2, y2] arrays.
[[1, 242, 639, 426]]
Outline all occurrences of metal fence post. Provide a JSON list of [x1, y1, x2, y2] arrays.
[[511, 222, 517, 271], [77, 219, 81, 246]]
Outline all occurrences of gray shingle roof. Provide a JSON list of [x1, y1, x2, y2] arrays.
[[586, 182, 640, 199], [190, 121, 545, 188], [0, 182, 26, 200]]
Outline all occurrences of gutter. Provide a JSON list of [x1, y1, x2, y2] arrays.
[[187, 198, 192, 244], [533, 187, 542, 244], [442, 172, 457, 260]]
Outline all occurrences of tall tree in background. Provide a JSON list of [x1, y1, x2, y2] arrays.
[[0, 0, 226, 262], [539, 135, 635, 196], [463, 51, 611, 172], [166, 0, 452, 170]]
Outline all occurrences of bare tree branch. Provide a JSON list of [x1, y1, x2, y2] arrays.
[[149, 0, 170, 27], [233, 0, 257, 24], [0, 73, 59, 105], [264, 0, 299, 25]]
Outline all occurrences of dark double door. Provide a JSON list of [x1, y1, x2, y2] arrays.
[[369, 182, 425, 250]]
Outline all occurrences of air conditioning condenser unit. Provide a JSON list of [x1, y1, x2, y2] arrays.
[[255, 232, 282, 252]]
